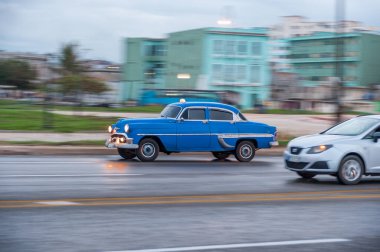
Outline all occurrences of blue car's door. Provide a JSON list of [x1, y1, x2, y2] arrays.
[[208, 108, 238, 151], [177, 108, 210, 151]]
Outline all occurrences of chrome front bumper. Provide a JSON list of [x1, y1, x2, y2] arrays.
[[105, 133, 138, 149], [270, 141, 279, 147]]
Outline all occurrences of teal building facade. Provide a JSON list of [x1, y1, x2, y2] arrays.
[[123, 27, 271, 109], [165, 27, 271, 109], [289, 32, 380, 87], [122, 38, 167, 101]]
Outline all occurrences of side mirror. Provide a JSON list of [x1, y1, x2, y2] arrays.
[[373, 132, 380, 143], [178, 117, 184, 122]]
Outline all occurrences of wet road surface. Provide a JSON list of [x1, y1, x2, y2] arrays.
[[0, 155, 379, 252]]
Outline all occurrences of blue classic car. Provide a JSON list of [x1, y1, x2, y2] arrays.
[[106, 101, 278, 162]]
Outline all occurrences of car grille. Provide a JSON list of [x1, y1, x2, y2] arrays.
[[309, 161, 329, 169], [286, 160, 309, 170], [290, 147, 303, 155]]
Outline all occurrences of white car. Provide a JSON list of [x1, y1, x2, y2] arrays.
[[284, 115, 380, 184]]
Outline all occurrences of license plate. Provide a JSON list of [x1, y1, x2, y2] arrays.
[[287, 155, 301, 162]]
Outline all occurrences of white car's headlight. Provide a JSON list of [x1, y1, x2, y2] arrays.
[[307, 144, 333, 154], [124, 124, 129, 132]]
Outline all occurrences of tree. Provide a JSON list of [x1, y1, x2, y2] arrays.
[[0, 59, 37, 90], [59, 43, 82, 74], [57, 43, 108, 98], [57, 74, 109, 96]]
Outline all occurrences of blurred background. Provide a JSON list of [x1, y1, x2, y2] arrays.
[[1, 0, 380, 143]]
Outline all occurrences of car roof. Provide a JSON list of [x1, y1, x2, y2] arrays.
[[169, 102, 240, 114]]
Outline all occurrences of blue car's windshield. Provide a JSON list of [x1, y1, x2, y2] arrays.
[[323, 117, 379, 136], [160, 105, 181, 118]]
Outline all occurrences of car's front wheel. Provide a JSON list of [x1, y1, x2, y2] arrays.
[[337, 155, 364, 185], [117, 148, 136, 160], [296, 172, 316, 179], [137, 138, 159, 162], [234, 141, 255, 162], [212, 152, 230, 160]]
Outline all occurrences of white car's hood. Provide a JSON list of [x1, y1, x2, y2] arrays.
[[289, 134, 352, 148]]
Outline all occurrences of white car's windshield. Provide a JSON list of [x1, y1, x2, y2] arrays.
[[323, 117, 379, 136], [160, 105, 181, 118]]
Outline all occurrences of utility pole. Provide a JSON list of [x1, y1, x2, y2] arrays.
[[43, 54, 54, 129], [335, 0, 345, 124]]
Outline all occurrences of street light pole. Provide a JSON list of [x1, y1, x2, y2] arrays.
[[335, 0, 345, 123]]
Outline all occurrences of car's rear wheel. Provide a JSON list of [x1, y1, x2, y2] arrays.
[[296, 172, 316, 179], [212, 152, 230, 160], [117, 148, 136, 159], [137, 138, 159, 162], [234, 141, 255, 162], [337, 155, 363, 185]]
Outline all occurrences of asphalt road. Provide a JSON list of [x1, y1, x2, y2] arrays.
[[0, 154, 379, 252]]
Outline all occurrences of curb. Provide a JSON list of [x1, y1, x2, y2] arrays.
[[0, 145, 285, 156]]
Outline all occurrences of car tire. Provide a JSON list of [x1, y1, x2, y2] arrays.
[[234, 141, 255, 162], [212, 152, 230, 160], [296, 172, 316, 179], [117, 148, 136, 160], [337, 155, 364, 185], [137, 138, 159, 162]]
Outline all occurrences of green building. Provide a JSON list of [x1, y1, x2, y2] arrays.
[[122, 38, 167, 101], [165, 27, 271, 109], [290, 32, 380, 87], [123, 27, 271, 109]]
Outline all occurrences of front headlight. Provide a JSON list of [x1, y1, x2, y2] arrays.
[[107, 125, 112, 133], [124, 124, 129, 132], [307, 144, 333, 154]]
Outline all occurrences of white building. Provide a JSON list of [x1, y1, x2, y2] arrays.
[[269, 16, 380, 73], [270, 16, 379, 39]]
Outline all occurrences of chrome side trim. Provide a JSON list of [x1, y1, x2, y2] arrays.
[[137, 133, 274, 137], [217, 136, 234, 148], [218, 133, 274, 138]]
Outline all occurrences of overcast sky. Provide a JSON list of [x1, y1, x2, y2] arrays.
[[1, 0, 379, 63]]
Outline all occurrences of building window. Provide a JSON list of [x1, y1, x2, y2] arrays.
[[237, 41, 248, 55], [213, 40, 224, 54], [250, 65, 260, 83], [224, 64, 235, 82], [225, 41, 235, 55], [251, 42, 262, 56], [236, 65, 246, 81], [212, 64, 223, 81], [145, 44, 166, 56]]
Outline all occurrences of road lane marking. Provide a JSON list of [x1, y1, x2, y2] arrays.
[[106, 238, 350, 252], [0, 161, 96, 164], [1, 189, 379, 209], [0, 174, 143, 178], [35, 201, 81, 206]]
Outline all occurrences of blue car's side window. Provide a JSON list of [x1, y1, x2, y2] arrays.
[[181, 108, 206, 120], [210, 109, 233, 121]]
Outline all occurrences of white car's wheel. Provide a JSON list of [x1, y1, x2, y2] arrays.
[[137, 138, 159, 162], [337, 155, 363, 185]]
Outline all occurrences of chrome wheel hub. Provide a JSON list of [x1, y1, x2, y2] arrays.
[[342, 159, 361, 181], [142, 143, 155, 158], [240, 145, 252, 158]]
